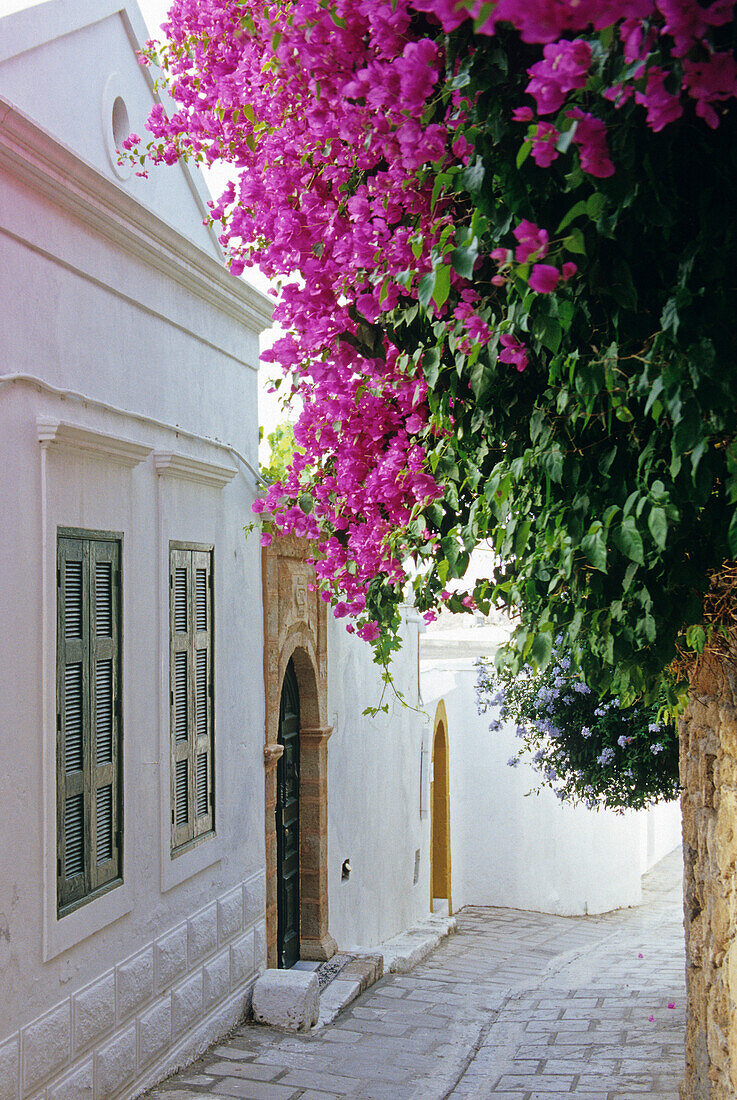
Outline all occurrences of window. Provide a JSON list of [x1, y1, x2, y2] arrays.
[[57, 531, 122, 914], [169, 544, 214, 851]]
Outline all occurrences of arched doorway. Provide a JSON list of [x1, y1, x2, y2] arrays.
[[430, 700, 452, 916], [276, 658, 300, 968]]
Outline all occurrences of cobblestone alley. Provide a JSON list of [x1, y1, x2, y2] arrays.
[[146, 848, 685, 1100]]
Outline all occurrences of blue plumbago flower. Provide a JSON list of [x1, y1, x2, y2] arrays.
[[594, 706, 606, 717], [533, 749, 545, 763], [624, 768, 634, 779], [544, 766, 558, 782], [555, 788, 566, 800], [515, 725, 527, 739], [563, 695, 574, 705], [597, 747, 615, 765], [507, 757, 519, 768], [617, 735, 630, 748], [553, 676, 565, 688], [549, 725, 561, 738], [581, 726, 593, 738], [573, 682, 591, 694], [560, 657, 571, 670], [648, 722, 661, 733], [650, 742, 664, 754], [488, 719, 502, 732], [489, 691, 505, 706]]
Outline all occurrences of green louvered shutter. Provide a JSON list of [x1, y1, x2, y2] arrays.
[[170, 545, 214, 851], [57, 533, 122, 913]]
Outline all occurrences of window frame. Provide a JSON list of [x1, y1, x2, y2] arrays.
[[169, 540, 215, 855], [56, 527, 124, 917]]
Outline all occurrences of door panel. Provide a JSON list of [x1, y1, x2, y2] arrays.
[[276, 658, 300, 968]]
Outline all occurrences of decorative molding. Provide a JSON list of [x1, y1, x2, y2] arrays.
[[153, 450, 237, 489], [0, 98, 273, 333], [263, 744, 284, 769], [300, 725, 333, 745], [37, 416, 152, 467]]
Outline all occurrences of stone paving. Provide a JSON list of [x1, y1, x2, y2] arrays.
[[145, 848, 685, 1100]]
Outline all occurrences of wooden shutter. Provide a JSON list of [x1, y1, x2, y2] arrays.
[[192, 550, 214, 839], [57, 534, 122, 912], [169, 546, 214, 850], [89, 540, 122, 891]]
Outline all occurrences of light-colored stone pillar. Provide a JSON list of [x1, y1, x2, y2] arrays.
[[681, 658, 737, 1098]]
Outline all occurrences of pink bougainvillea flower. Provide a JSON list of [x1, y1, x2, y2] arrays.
[[638, 953, 644, 958], [498, 333, 529, 372], [260, 532, 273, 547], [566, 109, 615, 177], [512, 105, 535, 121], [562, 261, 578, 281], [526, 39, 593, 115], [668, 1003, 676, 1009], [357, 621, 381, 641], [530, 121, 560, 167], [648, 1015, 655, 1022], [513, 219, 549, 262], [529, 263, 560, 293]]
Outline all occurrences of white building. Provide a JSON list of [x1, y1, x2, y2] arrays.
[[421, 596, 682, 919], [0, 3, 430, 1097]]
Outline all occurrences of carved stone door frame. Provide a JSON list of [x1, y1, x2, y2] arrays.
[[262, 535, 337, 966]]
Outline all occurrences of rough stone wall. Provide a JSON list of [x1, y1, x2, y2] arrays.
[[681, 658, 737, 1098]]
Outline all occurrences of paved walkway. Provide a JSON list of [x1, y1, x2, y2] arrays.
[[146, 849, 685, 1100]]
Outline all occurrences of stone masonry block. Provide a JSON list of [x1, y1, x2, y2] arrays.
[[218, 887, 244, 944], [116, 947, 154, 1023], [243, 874, 265, 927], [188, 903, 218, 966], [172, 971, 203, 1039], [73, 970, 116, 1055], [94, 1024, 136, 1098], [204, 948, 231, 1011], [48, 1059, 93, 1100], [22, 1000, 71, 1095], [0, 1035, 19, 1100], [230, 928, 255, 989], [137, 996, 172, 1069], [155, 923, 188, 993], [252, 969, 319, 1031], [254, 921, 267, 971]]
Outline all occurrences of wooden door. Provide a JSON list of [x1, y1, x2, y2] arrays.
[[276, 658, 300, 968]]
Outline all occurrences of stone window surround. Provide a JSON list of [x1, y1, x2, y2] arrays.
[[262, 535, 338, 967]]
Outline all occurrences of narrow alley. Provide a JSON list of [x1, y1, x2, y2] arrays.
[[146, 848, 684, 1100]]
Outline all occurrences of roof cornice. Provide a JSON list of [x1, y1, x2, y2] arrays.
[[0, 97, 273, 333]]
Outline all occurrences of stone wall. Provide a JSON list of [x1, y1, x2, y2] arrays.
[[0, 874, 265, 1100], [681, 658, 737, 1098]]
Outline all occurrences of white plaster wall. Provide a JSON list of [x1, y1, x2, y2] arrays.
[[0, 1, 220, 258], [0, 40, 270, 1092], [421, 657, 682, 917], [326, 610, 431, 949]]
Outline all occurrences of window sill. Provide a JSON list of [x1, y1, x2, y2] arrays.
[[44, 881, 132, 962], [161, 831, 222, 893]]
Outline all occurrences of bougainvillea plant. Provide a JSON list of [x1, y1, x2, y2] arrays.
[[476, 648, 680, 811], [130, 1, 737, 710]]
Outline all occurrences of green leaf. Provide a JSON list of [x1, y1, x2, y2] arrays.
[[556, 200, 587, 234], [418, 272, 436, 310], [450, 242, 479, 279], [586, 192, 606, 219], [613, 517, 644, 564], [529, 630, 553, 669], [648, 506, 667, 550], [581, 526, 607, 571], [564, 228, 586, 255], [686, 624, 706, 654], [516, 141, 532, 169], [432, 263, 451, 308], [422, 347, 441, 389], [462, 157, 485, 194]]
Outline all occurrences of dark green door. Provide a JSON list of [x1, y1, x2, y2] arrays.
[[276, 658, 300, 969]]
